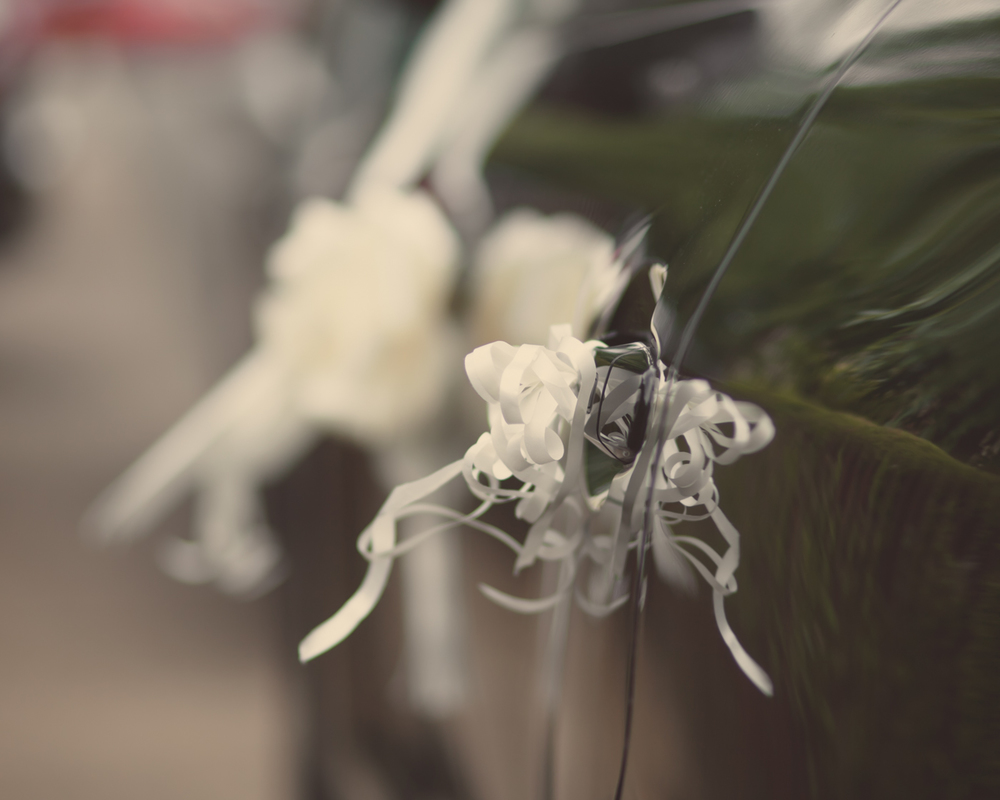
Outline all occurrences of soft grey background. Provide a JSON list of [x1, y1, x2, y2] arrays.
[[0, 45, 297, 800]]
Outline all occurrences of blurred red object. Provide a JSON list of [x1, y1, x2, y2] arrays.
[[4, 0, 297, 50]]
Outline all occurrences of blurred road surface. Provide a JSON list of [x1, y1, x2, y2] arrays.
[[0, 44, 296, 800]]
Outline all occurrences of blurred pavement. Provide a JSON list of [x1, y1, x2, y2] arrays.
[[0, 44, 296, 800]]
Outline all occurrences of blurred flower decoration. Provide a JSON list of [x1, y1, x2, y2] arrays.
[[470, 208, 622, 346], [87, 185, 461, 594], [256, 188, 460, 444], [86, 0, 587, 595]]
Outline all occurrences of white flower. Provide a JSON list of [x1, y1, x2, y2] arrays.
[[469, 208, 619, 346], [256, 187, 461, 445]]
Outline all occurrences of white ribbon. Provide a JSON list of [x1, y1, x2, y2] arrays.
[[300, 324, 776, 696], [299, 459, 467, 662], [633, 378, 775, 694]]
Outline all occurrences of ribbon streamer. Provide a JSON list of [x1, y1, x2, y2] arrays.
[[300, 324, 776, 698], [299, 459, 465, 662]]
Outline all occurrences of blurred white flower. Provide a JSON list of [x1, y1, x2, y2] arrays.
[[88, 188, 461, 594], [469, 208, 619, 346], [257, 187, 461, 445]]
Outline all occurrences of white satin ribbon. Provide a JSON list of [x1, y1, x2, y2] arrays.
[[300, 324, 776, 696], [299, 459, 468, 661]]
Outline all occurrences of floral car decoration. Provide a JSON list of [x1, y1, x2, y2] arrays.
[[300, 301, 776, 697]]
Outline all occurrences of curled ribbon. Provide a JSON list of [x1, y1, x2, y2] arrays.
[[300, 324, 775, 697]]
